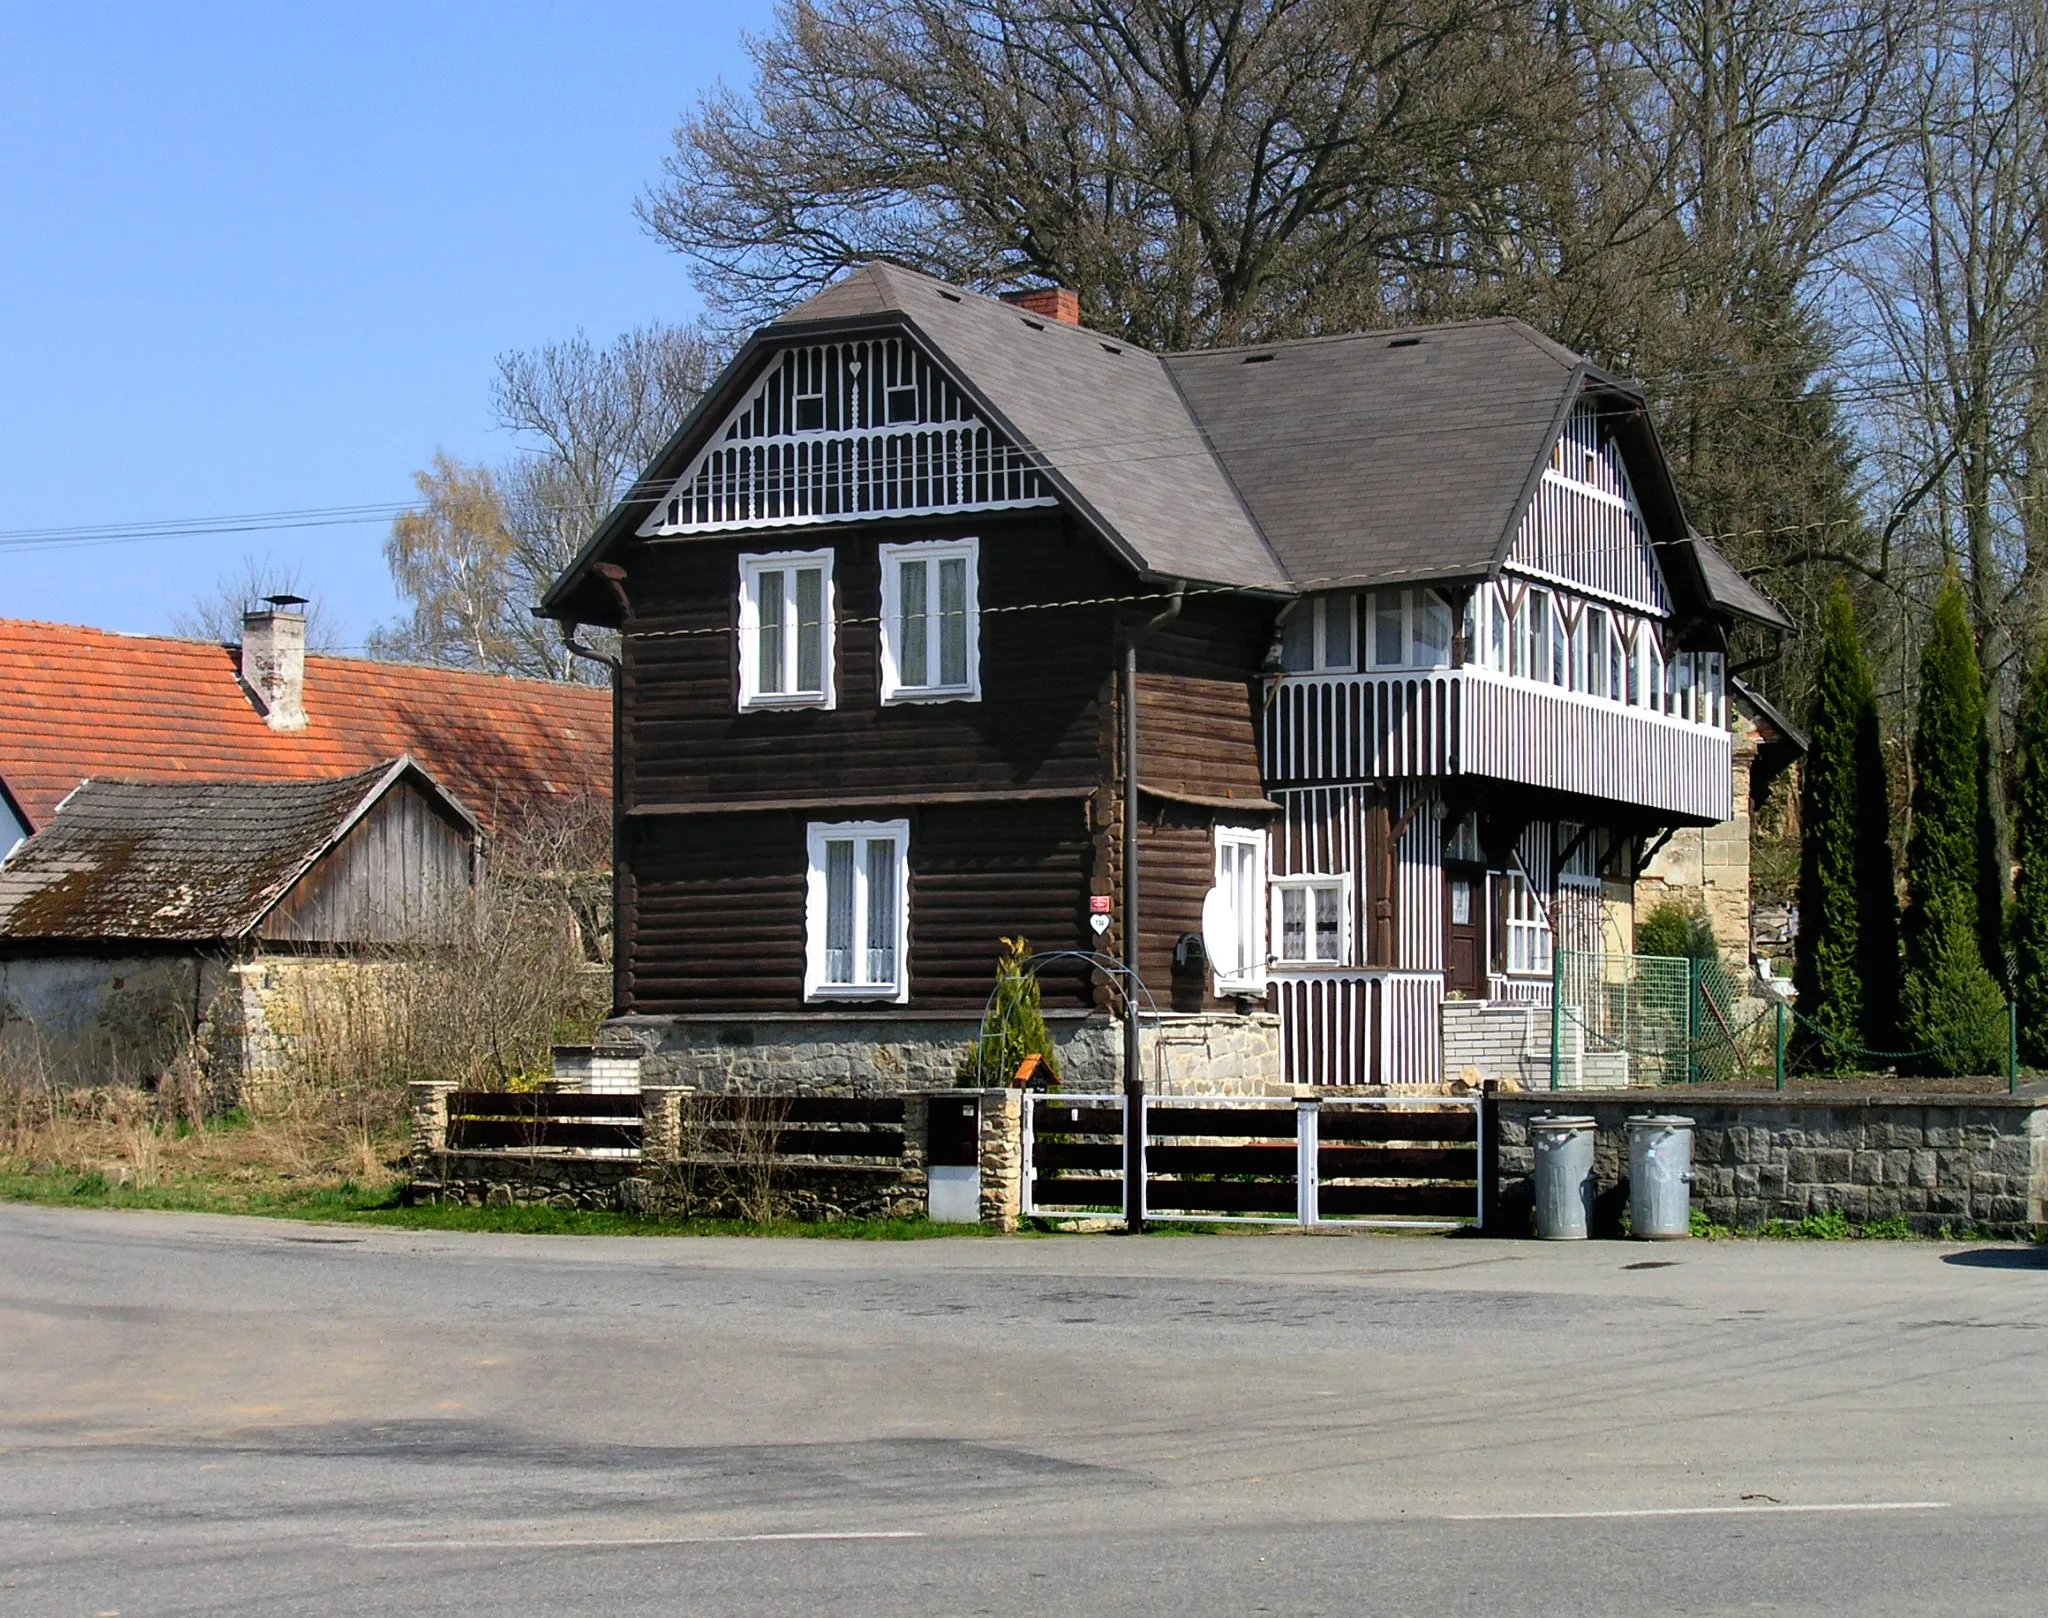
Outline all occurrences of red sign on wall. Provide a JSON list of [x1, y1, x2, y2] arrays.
[[1089, 895, 1113, 914]]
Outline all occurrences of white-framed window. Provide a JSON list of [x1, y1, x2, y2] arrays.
[[1499, 869, 1552, 977], [1278, 593, 1356, 673], [879, 538, 980, 702], [1362, 587, 1453, 670], [1204, 827, 1268, 993], [738, 550, 834, 709], [1271, 875, 1350, 965], [804, 819, 909, 1002]]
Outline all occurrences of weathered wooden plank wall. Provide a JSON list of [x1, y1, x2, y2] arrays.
[[259, 780, 473, 945]]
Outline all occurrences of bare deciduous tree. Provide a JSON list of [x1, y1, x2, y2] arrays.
[[171, 554, 341, 652], [375, 324, 716, 680]]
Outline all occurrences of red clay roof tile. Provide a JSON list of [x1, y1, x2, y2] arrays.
[[0, 618, 611, 835]]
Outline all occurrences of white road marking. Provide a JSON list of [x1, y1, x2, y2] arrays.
[[358, 1530, 925, 1549], [1446, 1501, 1949, 1522]]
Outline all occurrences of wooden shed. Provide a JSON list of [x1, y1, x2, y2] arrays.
[[0, 757, 477, 1087]]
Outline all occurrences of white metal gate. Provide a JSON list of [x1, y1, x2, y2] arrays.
[[1021, 1093, 1483, 1229]]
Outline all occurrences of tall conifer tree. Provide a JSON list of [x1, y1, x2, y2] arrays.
[[1794, 586, 1896, 1066], [2010, 650, 2048, 1065], [1900, 578, 2006, 1074]]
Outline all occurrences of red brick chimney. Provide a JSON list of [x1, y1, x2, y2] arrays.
[[1001, 286, 1081, 326]]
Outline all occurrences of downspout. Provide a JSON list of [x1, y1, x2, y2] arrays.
[[562, 562, 632, 1019], [1122, 582, 1184, 1235]]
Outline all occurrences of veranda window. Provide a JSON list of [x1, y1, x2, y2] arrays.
[[1279, 594, 1356, 673], [879, 538, 980, 702], [739, 550, 834, 708], [1362, 588, 1453, 671], [1205, 828, 1269, 993], [804, 820, 910, 1001], [1272, 876, 1349, 965]]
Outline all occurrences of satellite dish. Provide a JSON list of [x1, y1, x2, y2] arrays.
[[1199, 885, 1232, 978]]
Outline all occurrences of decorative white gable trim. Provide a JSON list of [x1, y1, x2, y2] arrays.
[[640, 337, 1056, 536], [1505, 402, 1672, 615]]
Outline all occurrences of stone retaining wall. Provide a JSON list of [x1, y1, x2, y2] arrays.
[[603, 1011, 1281, 1096], [1491, 1092, 2048, 1237]]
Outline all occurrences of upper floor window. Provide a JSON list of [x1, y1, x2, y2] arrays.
[[1279, 594, 1356, 673], [879, 538, 980, 702], [739, 550, 834, 709], [1363, 588, 1453, 671], [804, 819, 909, 1002]]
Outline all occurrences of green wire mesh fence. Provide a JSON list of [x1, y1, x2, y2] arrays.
[[1553, 948, 1774, 1086], [1551, 949, 2023, 1091]]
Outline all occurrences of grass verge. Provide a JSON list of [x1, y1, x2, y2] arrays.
[[0, 1168, 977, 1240]]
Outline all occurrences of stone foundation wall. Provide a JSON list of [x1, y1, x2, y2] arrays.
[[1491, 1093, 2048, 1237], [603, 1010, 1282, 1096]]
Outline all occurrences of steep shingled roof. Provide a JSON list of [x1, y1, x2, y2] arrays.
[[1162, 321, 1591, 590], [544, 260, 1787, 631], [0, 761, 450, 942], [774, 263, 1287, 590], [0, 620, 612, 835]]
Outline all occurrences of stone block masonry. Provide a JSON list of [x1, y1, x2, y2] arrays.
[[1490, 1093, 2048, 1238], [605, 1011, 1282, 1096]]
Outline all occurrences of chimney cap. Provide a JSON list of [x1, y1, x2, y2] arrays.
[[260, 594, 309, 612]]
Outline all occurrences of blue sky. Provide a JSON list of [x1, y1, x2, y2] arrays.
[[1, 2, 768, 647]]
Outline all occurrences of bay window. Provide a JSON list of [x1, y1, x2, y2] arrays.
[[804, 820, 910, 1001], [880, 538, 980, 702]]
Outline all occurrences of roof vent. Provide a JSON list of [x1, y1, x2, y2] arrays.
[[1242, 353, 1276, 364], [937, 289, 963, 303], [1387, 336, 1424, 349]]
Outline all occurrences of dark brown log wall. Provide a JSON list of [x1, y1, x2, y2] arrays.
[[618, 510, 1119, 809], [626, 799, 1095, 1015]]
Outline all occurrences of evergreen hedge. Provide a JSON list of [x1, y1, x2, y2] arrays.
[[1899, 578, 2006, 1075], [1792, 585, 1898, 1069], [2011, 650, 2048, 1065]]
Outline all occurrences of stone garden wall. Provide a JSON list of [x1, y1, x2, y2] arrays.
[[1491, 1092, 2048, 1237]]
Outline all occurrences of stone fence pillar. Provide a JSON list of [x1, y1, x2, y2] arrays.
[[979, 1088, 1023, 1231], [639, 1085, 685, 1165], [408, 1081, 457, 1181]]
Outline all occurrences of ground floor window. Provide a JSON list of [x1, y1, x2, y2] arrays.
[[1206, 827, 1268, 993], [1271, 875, 1349, 965], [804, 819, 910, 1002], [1495, 869, 1551, 977]]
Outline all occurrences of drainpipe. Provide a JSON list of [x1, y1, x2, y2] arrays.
[[1122, 582, 1184, 1235]]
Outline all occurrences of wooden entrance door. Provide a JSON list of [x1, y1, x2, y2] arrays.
[[1443, 862, 1487, 999]]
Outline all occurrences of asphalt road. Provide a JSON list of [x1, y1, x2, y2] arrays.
[[3, 1205, 2045, 1616]]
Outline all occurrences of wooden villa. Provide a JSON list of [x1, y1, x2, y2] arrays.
[[541, 263, 1788, 1093]]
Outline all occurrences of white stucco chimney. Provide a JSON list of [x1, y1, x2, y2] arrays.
[[240, 596, 308, 732]]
